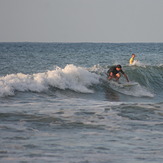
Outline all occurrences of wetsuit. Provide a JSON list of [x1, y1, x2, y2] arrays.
[[107, 66, 125, 76]]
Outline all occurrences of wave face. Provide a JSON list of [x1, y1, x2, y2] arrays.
[[127, 65, 163, 91], [122, 65, 163, 98], [95, 64, 162, 98]]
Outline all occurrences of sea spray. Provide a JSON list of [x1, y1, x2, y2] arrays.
[[129, 60, 147, 67], [0, 64, 100, 97]]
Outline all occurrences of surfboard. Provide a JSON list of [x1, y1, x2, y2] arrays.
[[109, 81, 138, 88], [120, 82, 138, 87]]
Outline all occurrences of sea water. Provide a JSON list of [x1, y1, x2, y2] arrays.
[[0, 42, 163, 163]]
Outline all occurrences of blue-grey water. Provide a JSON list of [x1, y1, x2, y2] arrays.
[[0, 42, 163, 163]]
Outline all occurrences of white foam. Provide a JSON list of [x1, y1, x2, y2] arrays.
[[123, 85, 154, 97], [158, 64, 163, 67], [109, 81, 154, 97], [129, 60, 146, 67], [0, 64, 100, 97]]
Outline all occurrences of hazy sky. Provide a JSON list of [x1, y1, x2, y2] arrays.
[[0, 0, 163, 42]]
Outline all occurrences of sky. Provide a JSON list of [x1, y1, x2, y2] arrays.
[[0, 0, 163, 43]]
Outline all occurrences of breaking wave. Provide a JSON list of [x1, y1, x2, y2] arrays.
[[0, 64, 100, 97], [0, 64, 162, 98]]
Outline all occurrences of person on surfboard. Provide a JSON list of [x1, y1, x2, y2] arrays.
[[107, 65, 129, 82], [129, 53, 136, 65]]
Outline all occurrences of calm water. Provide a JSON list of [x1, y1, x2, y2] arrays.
[[0, 42, 163, 163]]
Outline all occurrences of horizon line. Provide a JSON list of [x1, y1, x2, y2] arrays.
[[0, 41, 163, 44]]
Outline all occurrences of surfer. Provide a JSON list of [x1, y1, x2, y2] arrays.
[[107, 65, 129, 82], [129, 53, 136, 64]]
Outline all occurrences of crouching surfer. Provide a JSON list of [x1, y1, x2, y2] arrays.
[[107, 65, 129, 82]]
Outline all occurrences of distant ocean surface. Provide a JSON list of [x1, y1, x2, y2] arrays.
[[0, 42, 163, 163]]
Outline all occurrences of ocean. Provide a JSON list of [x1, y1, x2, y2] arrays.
[[0, 42, 163, 163]]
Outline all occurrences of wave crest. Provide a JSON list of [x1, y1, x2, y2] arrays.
[[0, 64, 100, 97]]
